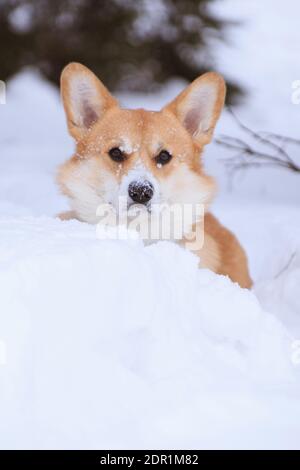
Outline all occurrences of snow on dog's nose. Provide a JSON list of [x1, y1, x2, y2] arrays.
[[128, 180, 154, 205]]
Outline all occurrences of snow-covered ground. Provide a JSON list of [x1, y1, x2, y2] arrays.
[[0, 0, 300, 449]]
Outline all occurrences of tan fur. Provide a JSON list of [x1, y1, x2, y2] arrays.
[[198, 214, 252, 289], [58, 210, 78, 221], [58, 63, 252, 289]]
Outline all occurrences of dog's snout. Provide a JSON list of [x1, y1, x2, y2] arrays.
[[128, 180, 154, 205]]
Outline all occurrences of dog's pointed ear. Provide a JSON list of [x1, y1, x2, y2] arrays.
[[61, 63, 118, 141], [164, 72, 226, 146]]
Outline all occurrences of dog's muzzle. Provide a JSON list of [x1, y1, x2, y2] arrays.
[[128, 180, 154, 205]]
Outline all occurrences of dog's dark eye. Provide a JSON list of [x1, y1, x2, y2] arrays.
[[108, 147, 126, 162], [155, 149, 172, 166]]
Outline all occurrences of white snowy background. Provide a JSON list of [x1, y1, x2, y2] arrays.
[[0, 0, 300, 449]]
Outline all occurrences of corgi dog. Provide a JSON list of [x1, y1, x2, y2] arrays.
[[57, 63, 252, 289]]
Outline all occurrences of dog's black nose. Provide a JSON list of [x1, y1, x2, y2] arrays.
[[128, 180, 154, 204]]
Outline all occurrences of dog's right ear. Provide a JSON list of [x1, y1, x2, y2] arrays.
[[61, 63, 118, 141]]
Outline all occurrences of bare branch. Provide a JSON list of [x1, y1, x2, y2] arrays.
[[260, 132, 300, 146], [275, 252, 297, 279], [216, 109, 300, 175]]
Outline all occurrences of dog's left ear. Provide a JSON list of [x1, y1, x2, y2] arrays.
[[164, 72, 226, 146], [61, 62, 118, 141]]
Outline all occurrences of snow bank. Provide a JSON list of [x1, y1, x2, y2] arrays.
[[0, 217, 299, 449]]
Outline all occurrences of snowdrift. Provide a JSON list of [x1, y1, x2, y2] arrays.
[[0, 217, 300, 449]]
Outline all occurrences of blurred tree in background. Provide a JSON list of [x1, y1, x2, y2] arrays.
[[0, 0, 240, 102]]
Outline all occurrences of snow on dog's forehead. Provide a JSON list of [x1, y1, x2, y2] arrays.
[[119, 136, 140, 154], [97, 108, 190, 142]]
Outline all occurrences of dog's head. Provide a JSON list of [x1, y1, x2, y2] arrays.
[[58, 63, 225, 225]]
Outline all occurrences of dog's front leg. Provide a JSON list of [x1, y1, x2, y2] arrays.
[[57, 210, 78, 221]]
